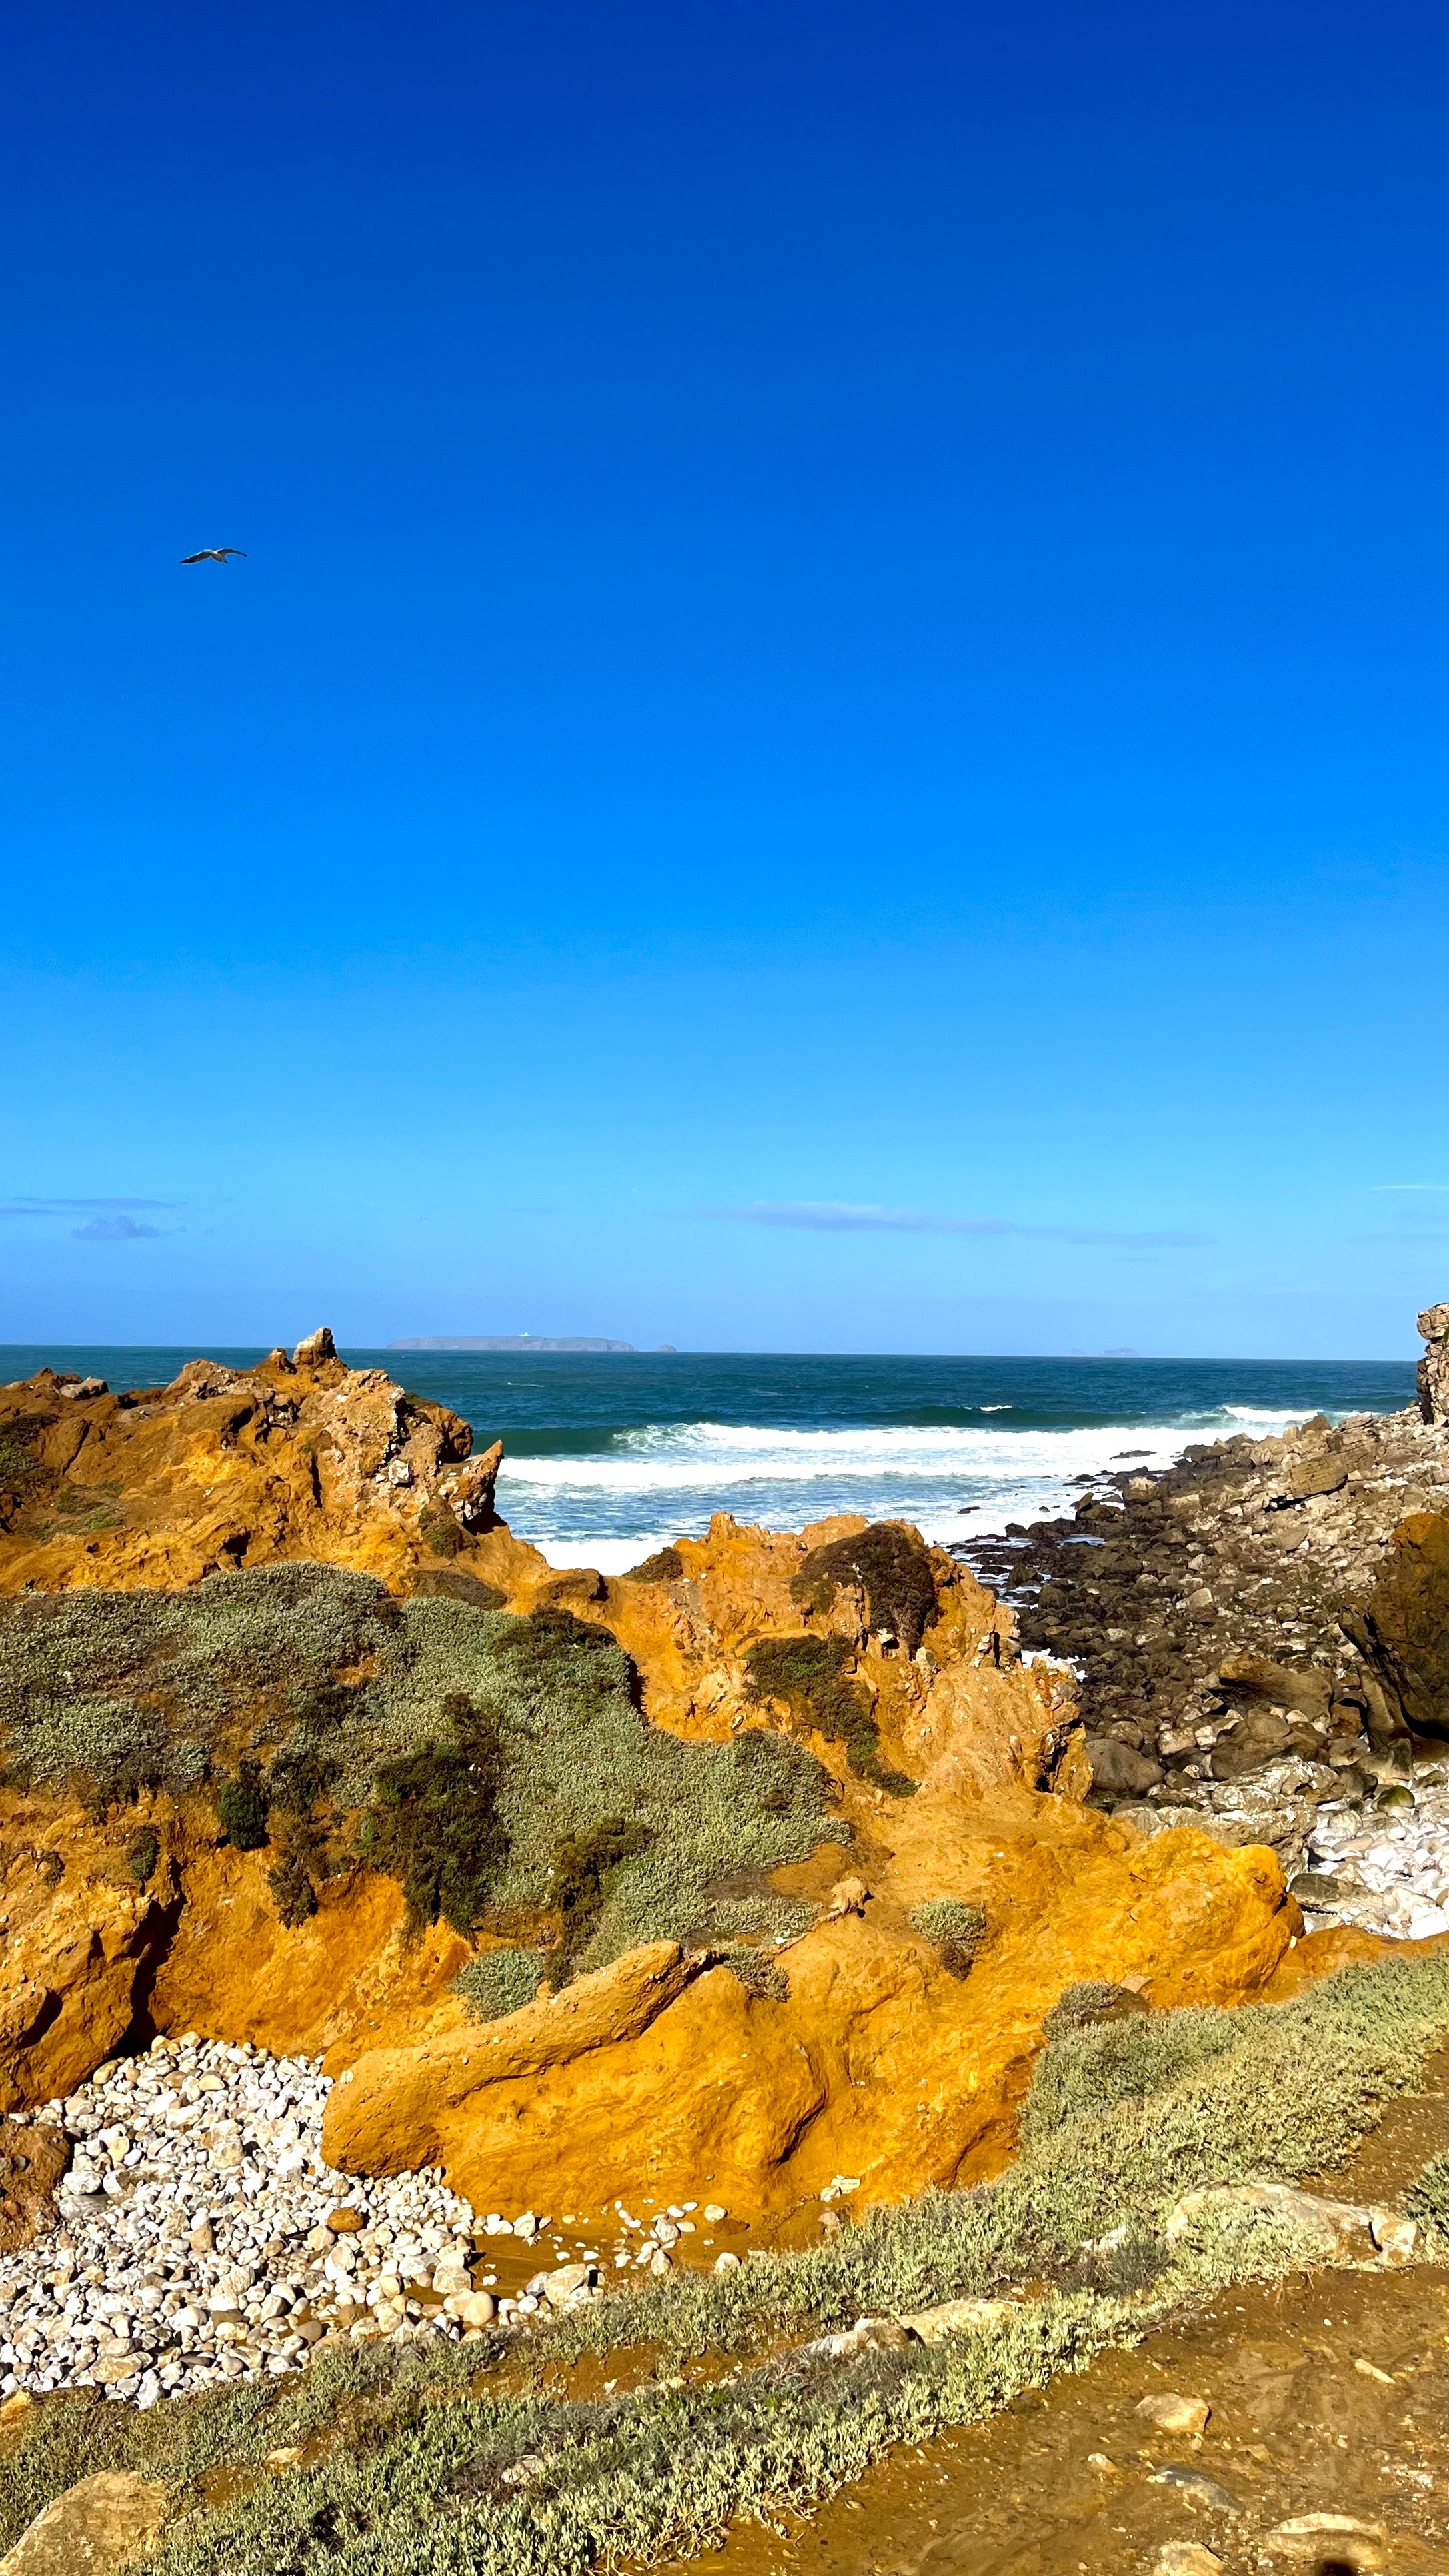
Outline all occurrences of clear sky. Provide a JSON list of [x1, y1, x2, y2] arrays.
[[3, 0, 1448, 1357]]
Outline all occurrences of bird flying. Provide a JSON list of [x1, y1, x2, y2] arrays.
[[180, 548, 247, 564]]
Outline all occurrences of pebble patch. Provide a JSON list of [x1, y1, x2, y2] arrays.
[[0, 2033, 726, 2409]]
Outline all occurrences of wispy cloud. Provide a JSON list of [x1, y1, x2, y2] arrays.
[[1370, 1184, 1449, 1193], [701, 1200, 1208, 1248], [0, 1195, 181, 1218]]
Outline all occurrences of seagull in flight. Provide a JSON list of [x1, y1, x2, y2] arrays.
[[180, 547, 247, 565]]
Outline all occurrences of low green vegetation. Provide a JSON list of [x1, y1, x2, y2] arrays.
[[265, 1851, 319, 1928], [791, 1520, 938, 1654], [0, 1571, 844, 1978], [125, 1824, 160, 1887], [0, 1421, 49, 1520], [547, 1818, 654, 1983], [213, 1760, 269, 1853], [712, 1941, 791, 2000], [1407, 2147, 1449, 2243], [419, 1507, 466, 1559], [453, 1947, 546, 2021], [1044, 1979, 1148, 2041], [5, 1954, 1446, 2576], [358, 1695, 506, 1933], [743, 1633, 915, 1796], [625, 1545, 684, 1582], [909, 1896, 986, 1975]]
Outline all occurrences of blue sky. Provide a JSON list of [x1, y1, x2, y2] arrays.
[[3, 0, 1448, 1356]]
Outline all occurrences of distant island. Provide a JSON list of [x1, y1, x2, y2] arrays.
[[388, 1334, 654, 1353]]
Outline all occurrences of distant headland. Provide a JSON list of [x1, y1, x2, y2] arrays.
[[387, 1334, 676, 1353]]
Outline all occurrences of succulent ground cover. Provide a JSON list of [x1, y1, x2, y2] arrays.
[[0, 1571, 844, 1979], [742, 1633, 915, 1796], [4, 1955, 1447, 2576]]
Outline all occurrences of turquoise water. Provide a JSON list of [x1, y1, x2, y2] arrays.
[[1, 1344, 1417, 1573]]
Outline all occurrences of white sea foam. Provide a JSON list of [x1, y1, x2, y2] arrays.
[[499, 1404, 1322, 1570]]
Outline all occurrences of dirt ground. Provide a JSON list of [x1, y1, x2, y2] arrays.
[[662, 2061, 1449, 2576]]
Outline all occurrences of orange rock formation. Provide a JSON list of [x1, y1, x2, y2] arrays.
[[0, 1334, 1338, 2226], [0, 1328, 503, 1596]]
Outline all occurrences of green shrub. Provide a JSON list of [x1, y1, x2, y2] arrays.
[[359, 1694, 506, 1933], [265, 1853, 319, 1927], [1044, 1981, 1150, 2041], [715, 1944, 791, 2001], [547, 1819, 653, 1983], [0, 1564, 403, 1808], [411, 1568, 505, 1610], [1021, 2003, 1242, 2146], [744, 1634, 916, 1796], [453, 1947, 546, 2021], [0, 1579, 845, 1981], [213, 1759, 269, 1852], [625, 1545, 684, 1582], [125, 1825, 159, 1887], [1407, 2148, 1449, 2241], [419, 1508, 465, 1559], [792, 1520, 938, 1654], [910, 1897, 986, 1976], [0, 1422, 49, 1517]]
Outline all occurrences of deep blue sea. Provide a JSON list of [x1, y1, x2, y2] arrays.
[[1, 1344, 1418, 1574]]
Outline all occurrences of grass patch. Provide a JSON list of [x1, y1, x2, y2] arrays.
[[419, 1508, 466, 1559], [909, 1898, 986, 1977], [5, 1955, 1447, 2576], [0, 1420, 50, 1521], [1407, 2147, 1449, 2243], [547, 1818, 654, 1983], [791, 1521, 938, 1655], [1044, 1980, 1150, 2041], [453, 1947, 547, 2021], [744, 1634, 915, 1796], [713, 1943, 791, 2001]]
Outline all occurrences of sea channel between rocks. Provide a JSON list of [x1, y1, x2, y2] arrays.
[[0, 2033, 732, 2410]]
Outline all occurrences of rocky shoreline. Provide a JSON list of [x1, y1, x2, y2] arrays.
[[957, 1303, 1449, 1938]]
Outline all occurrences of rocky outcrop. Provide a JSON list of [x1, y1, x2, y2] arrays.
[[322, 1810, 1295, 2217], [0, 1329, 504, 1596], [0, 1803, 475, 2115], [960, 1306, 1449, 1939], [1418, 1302, 1449, 1424], [0, 1342, 1311, 2222], [965, 1400, 1449, 1813]]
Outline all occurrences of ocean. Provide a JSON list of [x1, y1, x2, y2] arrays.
[[1, 1344, 1419, 1574]]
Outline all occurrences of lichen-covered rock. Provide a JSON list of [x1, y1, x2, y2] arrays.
[[0, 2473, 165, 2575]]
